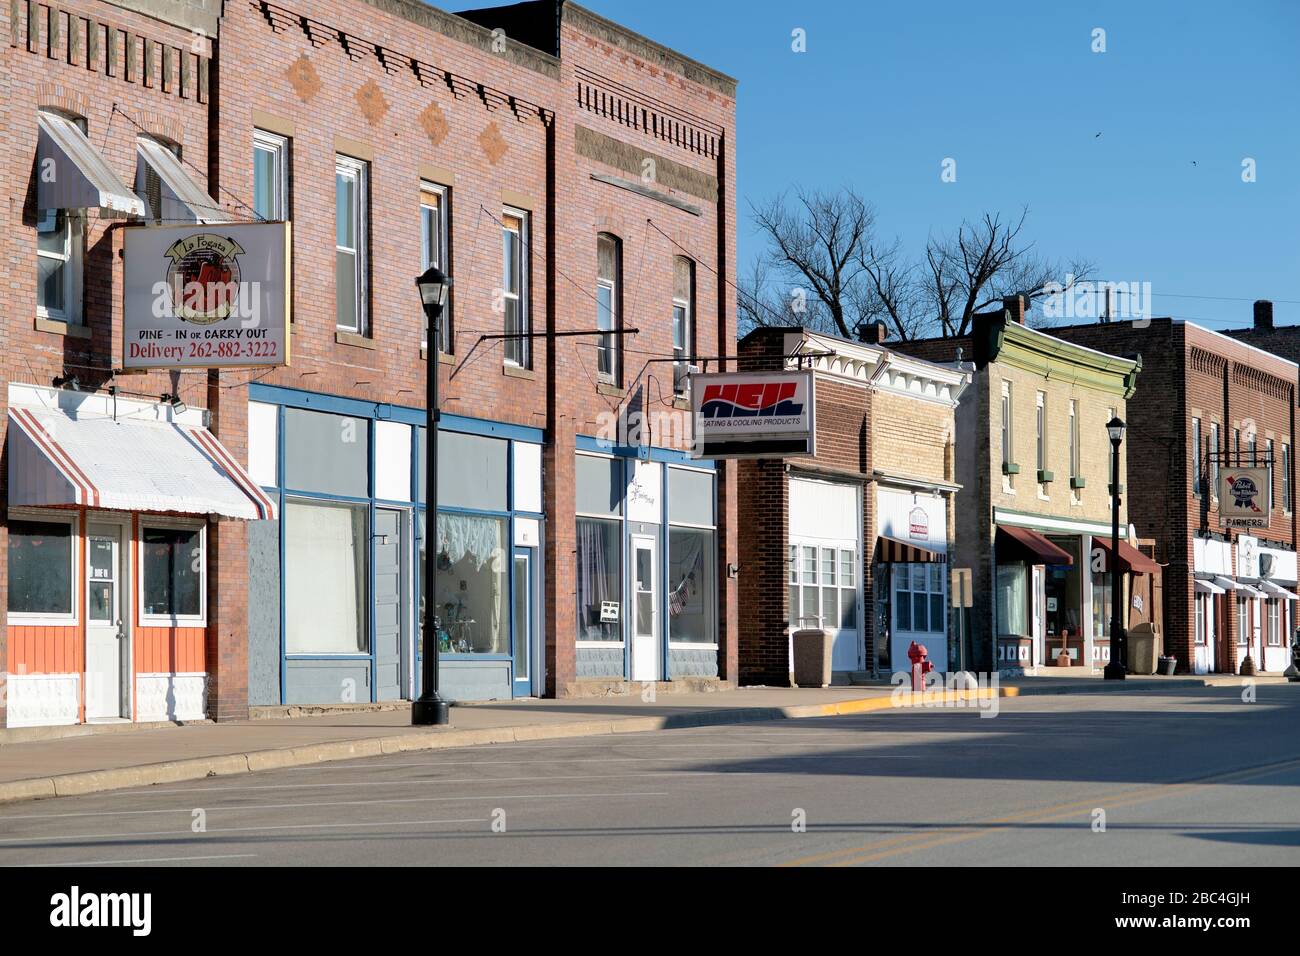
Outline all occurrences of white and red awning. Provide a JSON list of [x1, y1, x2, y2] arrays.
[[8, 405, 275, 520]]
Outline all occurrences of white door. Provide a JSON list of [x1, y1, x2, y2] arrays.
[[85, 523, 126, 721], [1031, 565, 1045, 669], [630, 535, 660, 682]]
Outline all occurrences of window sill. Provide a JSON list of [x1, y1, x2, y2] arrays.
[[140, 617, 207, 629], [596, 383, 626, 398], [35, 317, 91, 339], [419, 346, 456, 365], [336, 330, 376, 349], [503, 364, 536, 381], [8, 615, 79, 628]]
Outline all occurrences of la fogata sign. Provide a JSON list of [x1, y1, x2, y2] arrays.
[[123, 222, 291, 369], [1220, 467, 1271, 528]]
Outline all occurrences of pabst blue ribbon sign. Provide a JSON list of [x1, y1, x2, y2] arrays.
[[123, 222, 291, 369], [1220, 467, 1271, 529], [690, 371, 815, 458]]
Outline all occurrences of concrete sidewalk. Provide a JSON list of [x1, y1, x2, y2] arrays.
[[0, 674, 1286, 805]]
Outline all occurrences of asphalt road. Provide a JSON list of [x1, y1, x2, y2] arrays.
[[2, 686, 1298, 867]]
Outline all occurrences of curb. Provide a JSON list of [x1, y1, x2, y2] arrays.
[[0, 681, 1284, 806]]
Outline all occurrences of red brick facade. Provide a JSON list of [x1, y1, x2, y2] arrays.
[[1049, 319, 1298, 673], [2, 0, 738, 719]]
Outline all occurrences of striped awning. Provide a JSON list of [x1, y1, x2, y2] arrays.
[[875, 535, 946, 564], [8, 405, 275, 520]]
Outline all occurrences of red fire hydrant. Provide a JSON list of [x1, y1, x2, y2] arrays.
[[907, 641, 934, 691]]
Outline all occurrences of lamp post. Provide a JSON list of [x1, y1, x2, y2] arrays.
[[413, 265, 452, 725], [1104, 416, 1127, 680]]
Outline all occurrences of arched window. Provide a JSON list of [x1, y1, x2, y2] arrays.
[[672, 256, 695, 394], [596, 233, 621, 384]]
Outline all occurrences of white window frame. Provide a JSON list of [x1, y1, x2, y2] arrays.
[[596, 233, 620, 384], [138, 518, 208, 627], [6, 509, 80, 626], [420, 181, 451, 352], [1210, 423, 1221, 502], [1036, 390, 1048, 498], [1284, 442, 1292, 514], [892, 561, 946, 635], [335, 154, 369, 335], [502, 206, 530, 368], [36, 208, 85, 324], [1001, 380, 1014, 493], [253, 128, 290, 222], [1194, 594, 1207, 646], [789, 538, 859, 634], [673, 258, 694, 396], [1267, 598, 1282, 646], [1266, 438, 1275, 510], [1191, 417, 1202, 497], [1237, 598, 1250, 647]]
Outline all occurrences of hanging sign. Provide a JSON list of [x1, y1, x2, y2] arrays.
[[1220, 468, 1271, 529], [123, 221, 292, 369], [689, 370, 815, 459]]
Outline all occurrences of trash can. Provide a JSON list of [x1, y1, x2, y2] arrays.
[[1128, 623, 1158, 675], [1158, 656, 1178, 676], [792, 627, 833, 688]]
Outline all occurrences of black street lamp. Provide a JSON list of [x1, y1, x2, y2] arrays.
[[413, 265, 452, 726], [1104, 415, 1127, 680]]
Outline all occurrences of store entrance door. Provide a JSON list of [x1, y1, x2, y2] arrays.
[[373, 508, 407, 701], [85, 522, 128, 721], [511, 546, 537, 697], [630, 534, 660, 682]]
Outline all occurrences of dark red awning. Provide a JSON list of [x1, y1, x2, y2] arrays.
[[1091, 535, 1161, 575], [875, 535, 947, 564], [995, 525, 1074, 566]]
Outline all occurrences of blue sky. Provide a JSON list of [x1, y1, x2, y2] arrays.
[[574, 0, 1300, 330]]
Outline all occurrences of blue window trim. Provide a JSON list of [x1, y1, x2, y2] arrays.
[[250, 383, 543, 443], [575, 434, 714, 468]]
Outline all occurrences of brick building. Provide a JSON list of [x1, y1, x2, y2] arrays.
[[895, 299, 1145, 675], [1049, 317, 1298, 676], [1, 0, 738, 727], [736, 326, 968, 686]]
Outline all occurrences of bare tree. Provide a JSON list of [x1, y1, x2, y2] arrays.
[[748, 189, 879, 340], [749, 190, 1094, 341]]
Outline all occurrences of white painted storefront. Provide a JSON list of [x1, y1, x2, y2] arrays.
[[877, 486, 949, 673], [788, 477, 862, 673]]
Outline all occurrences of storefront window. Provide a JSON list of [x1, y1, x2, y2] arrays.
[[668, 528, 715, 643], [1267, 599, 1281, 646], [285, 499, 368, 654], [1091, 570, 1113, 639], [7, 518, 73, 616], [576, 516, 621, 641], [1045, 536, 1082, 637], [1237, 598, 1250, 646], [996, 563, 1027, 635], [1194, 595, 1207, 645], [894, 562, 943, 633], [431, 512, 507, 655], [141, 525, 203, 618]]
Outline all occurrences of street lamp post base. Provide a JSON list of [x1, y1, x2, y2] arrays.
[[412, 697, 451, 725], [1102, 662, 1126, 680]]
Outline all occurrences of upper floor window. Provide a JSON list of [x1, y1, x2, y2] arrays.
[[596, 233, 621, 384], [335, 155, 369, 335], [1191, 417, 1202, 497], [1068, 400, 1079, 480], [673, 256, 695, 395], [37, 209, 84, 324], [421, 182, 451, 353], [1210, 423, 1221, 499], [1283, 443, 1292, 513], [502, 207, 530, 368], [1267, 438, 1276, 507], [253, 129, 290, 222], [1000, 381, 1013, 479], [1035, 391, 1047, 488]]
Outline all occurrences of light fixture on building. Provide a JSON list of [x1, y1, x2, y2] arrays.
[[52, 375, 80, 391], [161, 392, 187, 416]]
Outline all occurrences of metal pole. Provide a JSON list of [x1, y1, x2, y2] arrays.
[[1105, 437, 1126, 679], [413, 313, 450, 725]]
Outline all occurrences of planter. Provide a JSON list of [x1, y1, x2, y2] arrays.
[[1158, 656, 1177, 676], [792, 628, 833, 688]]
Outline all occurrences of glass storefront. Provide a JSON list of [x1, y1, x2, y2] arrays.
[[996, 563, 1027, 635], [1044, 536, 1082, 638], [284, 498, 368, 654], [576, 516, 622, 641], [431, 512, 508, 655]]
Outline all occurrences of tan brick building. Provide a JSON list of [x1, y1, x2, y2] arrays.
[[736, 327, 969, 685], [896, 299, 1144, 674]]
